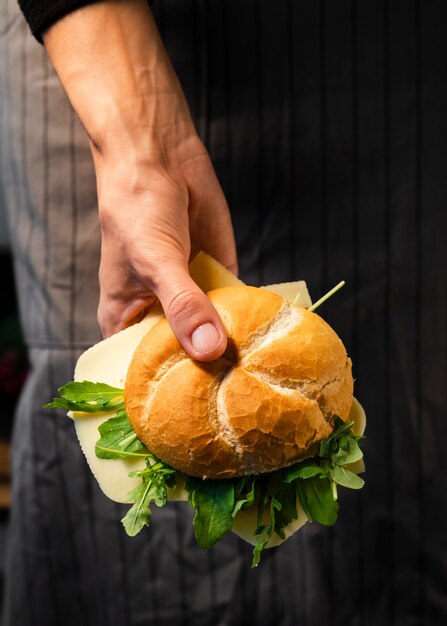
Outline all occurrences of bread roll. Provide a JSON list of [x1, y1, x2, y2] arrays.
[[125, 286, 353, 479]]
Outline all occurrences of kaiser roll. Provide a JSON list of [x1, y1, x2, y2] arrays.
[[124, 285, 353, 479]]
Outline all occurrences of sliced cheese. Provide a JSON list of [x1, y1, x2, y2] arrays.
[[261, 280, 312, 308], [351, 397, 366, 437], [189, 251, 245, 291], [73, 318, 158, 502], [74, 303, 164, 389], [344, 397, 366, 474], [75, 413, 146, 500]]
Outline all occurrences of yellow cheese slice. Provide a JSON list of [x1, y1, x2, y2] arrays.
[[189, 251, 245, 291], [189, 251, 312, 307], [72, 251, 364, 546], [344, 397, 366, 474], [261, 280, 312, 308]]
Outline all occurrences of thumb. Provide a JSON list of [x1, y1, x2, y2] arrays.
[[153, 263, 228, 362]]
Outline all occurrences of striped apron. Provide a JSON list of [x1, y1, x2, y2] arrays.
[[1, 1, 447, 624]]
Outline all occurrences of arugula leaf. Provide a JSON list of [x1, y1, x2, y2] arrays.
[[122, 458, 176, 537], [296, 476, 339, 525], [234, 476, 251, 500], [329, 465, 365, 490], [53, 376, 366, 563], [282, 461, 327, 482], [178, 426, 361, 562], [319, 416, 365, 471], [319, 416, 355, 458], [44, 381, 124, 413], [252, 483, 282, 568], [252, 539, 269, 568], [185, 478, 235, 549], [232, 478, 257, 517], [95, 409, 146, 459], [122, 479, 160, 536], [282, 417, 365, 527], [272, 483, 299, 539], [330, 435, 364, 465]]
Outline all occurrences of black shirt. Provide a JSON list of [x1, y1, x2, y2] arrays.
[[19, 0, 150, 41]]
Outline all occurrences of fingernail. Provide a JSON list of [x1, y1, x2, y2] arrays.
[[191, 322, 220, 355]]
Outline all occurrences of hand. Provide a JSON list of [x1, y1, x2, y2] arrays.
[[44, 0, 237, 361], [95, 133, 237, 360]]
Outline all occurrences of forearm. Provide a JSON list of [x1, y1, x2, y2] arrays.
[[41, 0, 237, 358], [43, 0, 199, 166]]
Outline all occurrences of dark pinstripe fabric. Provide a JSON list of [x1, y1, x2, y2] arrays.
[[1, 0, 447, 624]]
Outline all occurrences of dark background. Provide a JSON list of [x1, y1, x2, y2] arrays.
[[1, 0, 447, 624], [154, 0, 447, 622]]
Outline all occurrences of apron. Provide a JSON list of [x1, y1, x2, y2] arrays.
[[1, 1, 446, 624]]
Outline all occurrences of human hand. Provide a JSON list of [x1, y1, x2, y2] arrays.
[[44, 0, 237, 361], [94, 132, 237, 360]]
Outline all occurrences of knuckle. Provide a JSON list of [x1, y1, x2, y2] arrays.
[[165, 288, 203, 323]]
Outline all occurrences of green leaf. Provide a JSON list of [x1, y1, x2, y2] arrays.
[[319, 416, 366, 473], [95, 409, 145, 458], [273, 483, 299, 539], [51, 378, 366, 559], [251, 490, 281, 568], [121, 459, 176, 537], [44, 381, 124, 413], [186, 479, 235, 549], [122, 480, 159, 536], [234, 476, 251, 500], [252, 536, 270, 568], [282, 462, 326, 483], [329, 465, 365, 490], [94, 446, 149, 459], [296, 476, 339, 526], [232, 478, 257, 517], [319, 416, 355, 458], [330, 436, 363, 466]]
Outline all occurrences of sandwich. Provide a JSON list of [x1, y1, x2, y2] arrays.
[[46, 252, 366, 567]]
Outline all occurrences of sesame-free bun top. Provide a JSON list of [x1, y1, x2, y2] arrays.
[[124, 286, 353, 479]]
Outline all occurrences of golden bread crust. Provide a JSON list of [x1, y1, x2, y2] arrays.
[[125, 286, 353, 478]]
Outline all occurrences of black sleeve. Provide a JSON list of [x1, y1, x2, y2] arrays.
[[18, 0, 103, 42], [19, 0, 153, 43]]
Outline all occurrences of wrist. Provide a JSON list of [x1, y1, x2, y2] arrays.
[[87, 92, 198, 166]]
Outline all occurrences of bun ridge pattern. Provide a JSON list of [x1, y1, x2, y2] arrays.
[[125, 286, 353, 479]]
